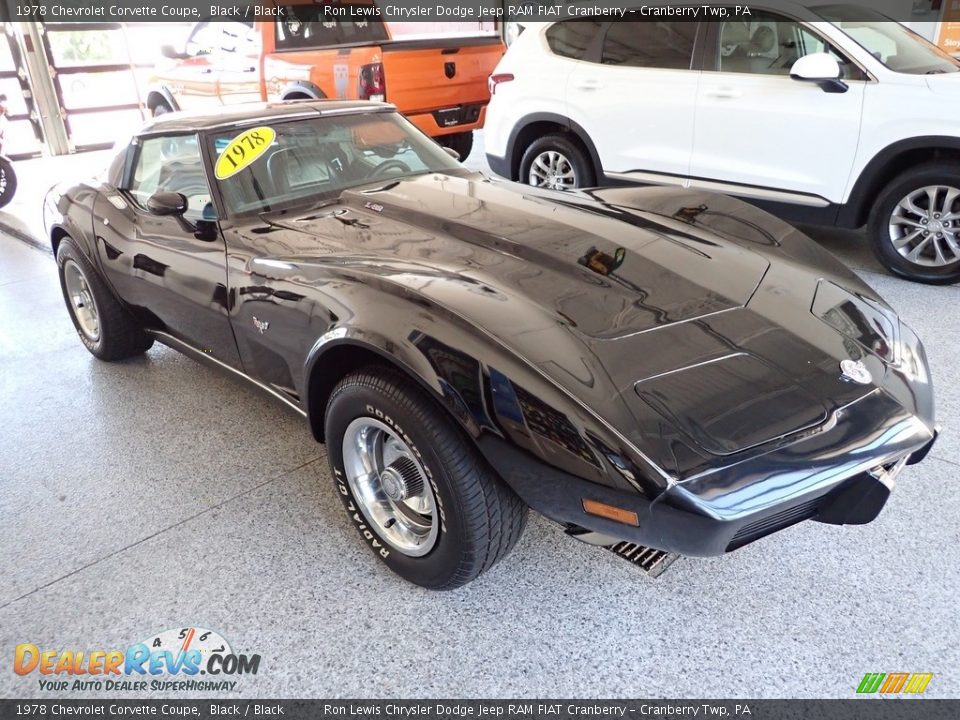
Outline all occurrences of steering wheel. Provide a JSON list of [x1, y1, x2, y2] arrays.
[[370, 159, 411, 178]]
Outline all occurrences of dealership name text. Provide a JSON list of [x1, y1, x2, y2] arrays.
[[14, 3, 753, 20]]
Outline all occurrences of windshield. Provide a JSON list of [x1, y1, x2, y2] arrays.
[[815, 5, 960, 74], [209, 112, 462, 216]]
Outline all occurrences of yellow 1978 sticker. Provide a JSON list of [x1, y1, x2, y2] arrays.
[[214, 126, 276, 180]]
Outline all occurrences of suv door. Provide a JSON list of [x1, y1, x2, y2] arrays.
[[94, 133, 240, 366], [689, 11, 867, 205], [567, 21, 703, 179]]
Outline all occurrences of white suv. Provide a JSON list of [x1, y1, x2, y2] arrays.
[[485, 5, 960, 283]]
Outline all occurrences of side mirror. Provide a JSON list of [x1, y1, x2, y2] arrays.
[[160, 44, 184, 60], [146, 191, 188, 216], [790, 53, 848, 93], [442, 146, 461, 162]]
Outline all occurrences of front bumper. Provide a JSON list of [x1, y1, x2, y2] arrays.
[[480, 392, 937, 557]]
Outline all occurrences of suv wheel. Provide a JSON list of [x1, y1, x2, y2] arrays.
[[519, 134, 595, 191], [152, 101, 172, 117], [869, 162, 960, 284], [325, 367, 528, 589]]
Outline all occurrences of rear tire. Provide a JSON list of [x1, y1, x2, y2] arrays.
[[325, 366, 528, 589], [519, 133, 595, 191], [151, 101, 173, 117], [868, 162, 960, 284], [441, 131, 474, 162], [56, 238, 154, 360]]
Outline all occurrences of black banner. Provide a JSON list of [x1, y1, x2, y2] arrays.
[[0, 700, 957, 720], [0, 0, 949, 23]]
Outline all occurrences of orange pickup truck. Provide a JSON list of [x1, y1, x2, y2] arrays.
[[148, 4, 503, 159]]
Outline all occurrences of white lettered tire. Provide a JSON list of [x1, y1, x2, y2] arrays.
[[324, 366, 527, 589]]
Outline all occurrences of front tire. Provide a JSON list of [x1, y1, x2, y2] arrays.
[[868, 162, 960, 284], [325, 367, 527, 590], [151, 101, 173, 117], [56, 238, 154, 360], [519, 133, 595, 191]]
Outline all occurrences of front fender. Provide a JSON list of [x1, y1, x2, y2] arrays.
[[300, 286, 671, 502]]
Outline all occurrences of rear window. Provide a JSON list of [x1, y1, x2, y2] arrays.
[[275, 6, 389, 50], [545, 21, 603, 60]]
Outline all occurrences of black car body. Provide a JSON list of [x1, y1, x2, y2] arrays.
[[45, 101, 937, 586]]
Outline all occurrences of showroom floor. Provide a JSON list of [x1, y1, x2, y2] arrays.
[[1, 142, 958, 699]]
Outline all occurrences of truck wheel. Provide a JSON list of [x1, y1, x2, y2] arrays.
[[519, 134, 595, 191], [152, 101, 172, 117], [869, 162, 960, 284], [56, 238, 154, 360], [325, 366, 528, 590], [441, 132, 473, 162]]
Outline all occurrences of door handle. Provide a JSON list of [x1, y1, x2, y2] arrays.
[[573, 79, 601, 91], [705, 87, 741, 99]]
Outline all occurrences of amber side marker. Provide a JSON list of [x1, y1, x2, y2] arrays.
[[582, 499, 640, 526]]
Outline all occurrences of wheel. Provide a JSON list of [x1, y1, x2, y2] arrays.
[[519, 133, 595, 191], [152, 101, 173, 117], [0, 158, 17, 209], [325, 367, 528, 590], [868, 162, 960, 284], [441, 131, 473, 162], [56, 238, 154, 360]]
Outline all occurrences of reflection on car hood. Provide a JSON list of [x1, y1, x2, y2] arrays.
[[250, 173, 913, 477]]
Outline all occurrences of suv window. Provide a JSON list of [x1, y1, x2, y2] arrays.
[[544, 20, 603, 61], [717, 13, 864, 79], [128, 135, 212, 222], [601, 22, 697, 69], [275, 6, 388, 50], [185, 20, 257, 56]]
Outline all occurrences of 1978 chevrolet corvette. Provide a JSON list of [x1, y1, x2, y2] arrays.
[[45, 101, 937, 588]]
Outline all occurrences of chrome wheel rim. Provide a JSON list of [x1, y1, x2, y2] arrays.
[[341, 417, 439, 557], [528, 150, 576, 190], [63, 260, 100, 341], [889, 184, 960, 267]]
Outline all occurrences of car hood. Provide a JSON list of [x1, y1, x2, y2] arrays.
[[252, 173, 921, 478]]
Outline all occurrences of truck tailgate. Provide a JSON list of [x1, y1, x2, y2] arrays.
[[381, 37, 503, 116]]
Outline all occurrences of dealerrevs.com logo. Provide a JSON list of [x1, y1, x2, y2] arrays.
[[13, 626, 261, 693]]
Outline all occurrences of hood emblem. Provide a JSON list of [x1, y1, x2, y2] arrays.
[[445, 62, 456, 79], [840, 358, 872, 385], [252, 316, 270, 335]]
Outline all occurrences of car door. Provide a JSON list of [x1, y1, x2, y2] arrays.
[[566, 21, 703, 179], [214, 21, 263, 105], [690, 11, 867, 204], [165, 20, 224, 110], [93, 133, 241, 367]]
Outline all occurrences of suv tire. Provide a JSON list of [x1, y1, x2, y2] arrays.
[[519, 134, 595, 191], [869, 162, 960, 284]]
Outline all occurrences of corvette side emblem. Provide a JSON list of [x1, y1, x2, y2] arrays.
[[253, 316, 270, 335], [840, 359, 872, 385]]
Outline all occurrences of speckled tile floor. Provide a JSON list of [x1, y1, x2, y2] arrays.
[[1, 150, 958, 699]]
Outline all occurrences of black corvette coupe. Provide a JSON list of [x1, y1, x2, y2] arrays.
[[45, 101, 937, 589]]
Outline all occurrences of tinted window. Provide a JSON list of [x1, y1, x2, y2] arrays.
[[275, 6, 388, 50], [601, 22, 697, 69], [717, 13, 864, 78], [128, 135, 212, 222], [545, 21, 603, 60], [209, 113, 461, 216]]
